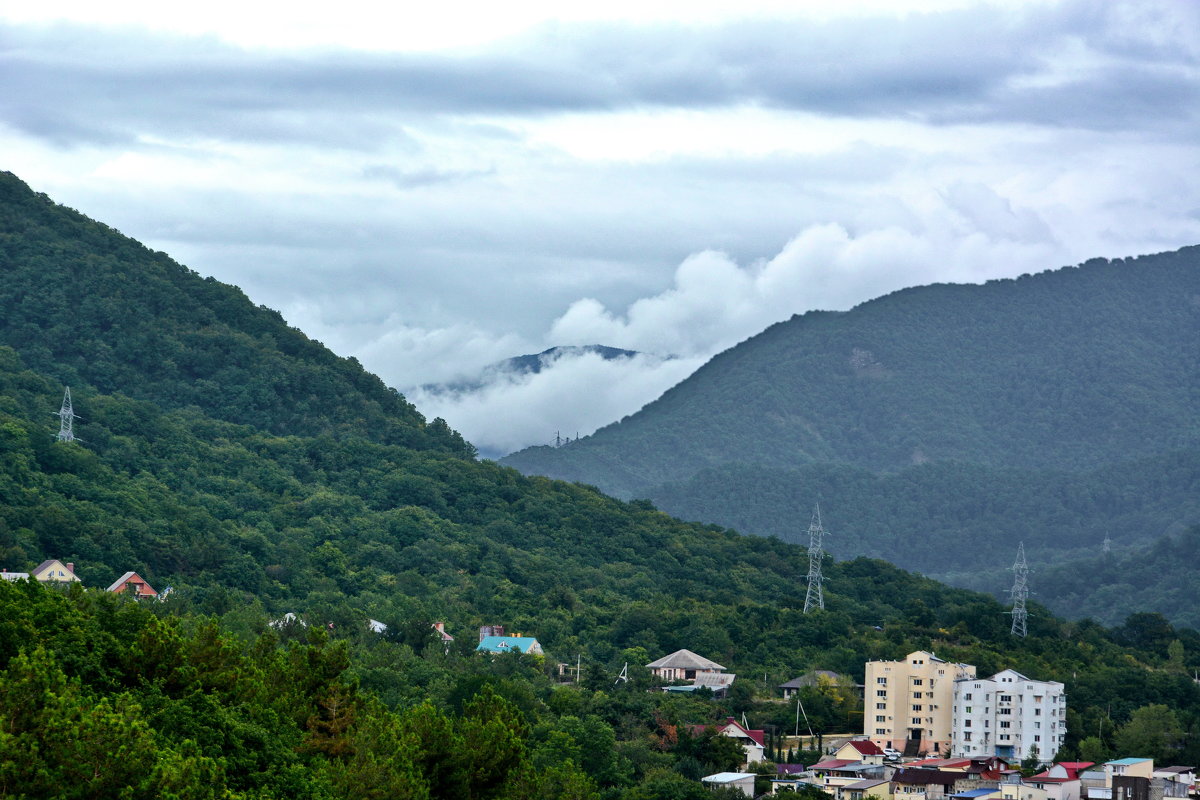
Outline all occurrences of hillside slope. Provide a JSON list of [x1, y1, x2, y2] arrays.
[[0, 172, 472, 456], [503, 251, 1200, 496]]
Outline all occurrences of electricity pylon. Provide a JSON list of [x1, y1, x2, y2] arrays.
[[803, 504, 829, 613]]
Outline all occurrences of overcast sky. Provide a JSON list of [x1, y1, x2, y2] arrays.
[[4, 0, 1199, 456]]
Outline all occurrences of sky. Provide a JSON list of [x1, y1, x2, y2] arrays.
[[3, 0, 1199, 457]]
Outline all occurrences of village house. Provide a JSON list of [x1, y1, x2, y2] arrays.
[[476, 635, 543, 656], [106, 571, 157, 599], [836, 739, 888, 765], [647, 649, 726, 682], [842, 778, 894, 800], [31, 560, 81, 583], [891, 768, 978, 800], [808, 758, 890, 796], [691, 718, 766, 766], [0, 569, 30, 582], [780, 670, 863, 699], [702, 771, 756, 797], [1024, 761, 1095, 800], [1151, 767, 1195, 799]]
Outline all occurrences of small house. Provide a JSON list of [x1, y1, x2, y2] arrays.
[[476, 635, 543, 656], [646, 649, 726, 682], [701, 772, 756, 797], [31, 560, 81, 584], [106, 571, 158, 599], [838, 739, 887, 765], [781, 670, 864, 699]]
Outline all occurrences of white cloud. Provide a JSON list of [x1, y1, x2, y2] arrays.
[[547, 186, 1065, 359], [409, 351, 705, 458]]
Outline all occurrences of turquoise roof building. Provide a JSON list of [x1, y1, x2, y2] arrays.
[[476, 635, 544, 656]]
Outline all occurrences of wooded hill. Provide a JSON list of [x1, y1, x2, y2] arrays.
[[501, 247, 1200, 624], [2, 171, 1200, 798]]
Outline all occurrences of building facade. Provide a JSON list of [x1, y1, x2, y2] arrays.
[[951, 669, 1066, 762], [865, 651, 976, 756]]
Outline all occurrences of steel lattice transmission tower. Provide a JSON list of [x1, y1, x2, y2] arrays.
[[1009, 541, 1030, 637], [54, 387, 79, 443], [803, 504, 830, 613]]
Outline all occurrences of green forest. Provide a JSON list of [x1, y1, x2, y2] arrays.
[[3, 171, 1200, 797]]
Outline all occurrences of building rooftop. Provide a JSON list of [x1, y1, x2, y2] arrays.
[[645, 648, 725, 671], [702, 772, 755, 783], [476, 635, 540, 654], [845, 779, 890, 790]]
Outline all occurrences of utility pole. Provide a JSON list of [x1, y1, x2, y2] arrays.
[[54, 387, 79, 443], [1009, 541, 1030, 637], [803, 504, 829, 613]]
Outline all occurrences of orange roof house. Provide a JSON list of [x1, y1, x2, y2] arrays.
[[106, 571, 157, 599]]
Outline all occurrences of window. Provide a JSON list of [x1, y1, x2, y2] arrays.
[[913, 679, 924, 686], [1000, 708, 1012, 715], [965, 707, 972, 714], [1034, 722, 1041, 729], [1000, 735, 1010, 741], [1034, 735, 1041, 742], [965, 693, 974, 700], [1000, 722, 1011, 729], [914, 692, 923, 699], [912, 705, 923, 712], [1034, 709, 1041, 716], [878, 677, 888, 684], [1000, 695, 1012, 702], [912, 718, 921, 725], [877, 703, 887, 710], [877, 715, 886, 723], [876, 728, 887, 735], [965, 720, 972, 728], [964, 732, 972, 741], [877, 690, 887, 698]]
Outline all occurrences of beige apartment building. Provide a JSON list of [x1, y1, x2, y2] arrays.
[[864, 650, 976, 756]]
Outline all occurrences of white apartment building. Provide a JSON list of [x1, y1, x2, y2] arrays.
[[951, 668, 1066, 762], [864, 650, 976, 756]]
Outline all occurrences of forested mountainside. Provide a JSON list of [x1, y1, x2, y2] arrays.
[[504, 248, 1200, 494], [950, 525, 1200, 630], [4, 172, 1200, 798], [646, 454, 1200, 580], [0, 172, 472, 456], [501, 247, 1200, 623]]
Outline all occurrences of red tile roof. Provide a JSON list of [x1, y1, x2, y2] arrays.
[[846, 740, 885, 756]]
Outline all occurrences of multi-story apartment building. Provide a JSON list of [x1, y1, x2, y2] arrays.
[[951, 668, 1066, 762], [864, 650, 976, 756]]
